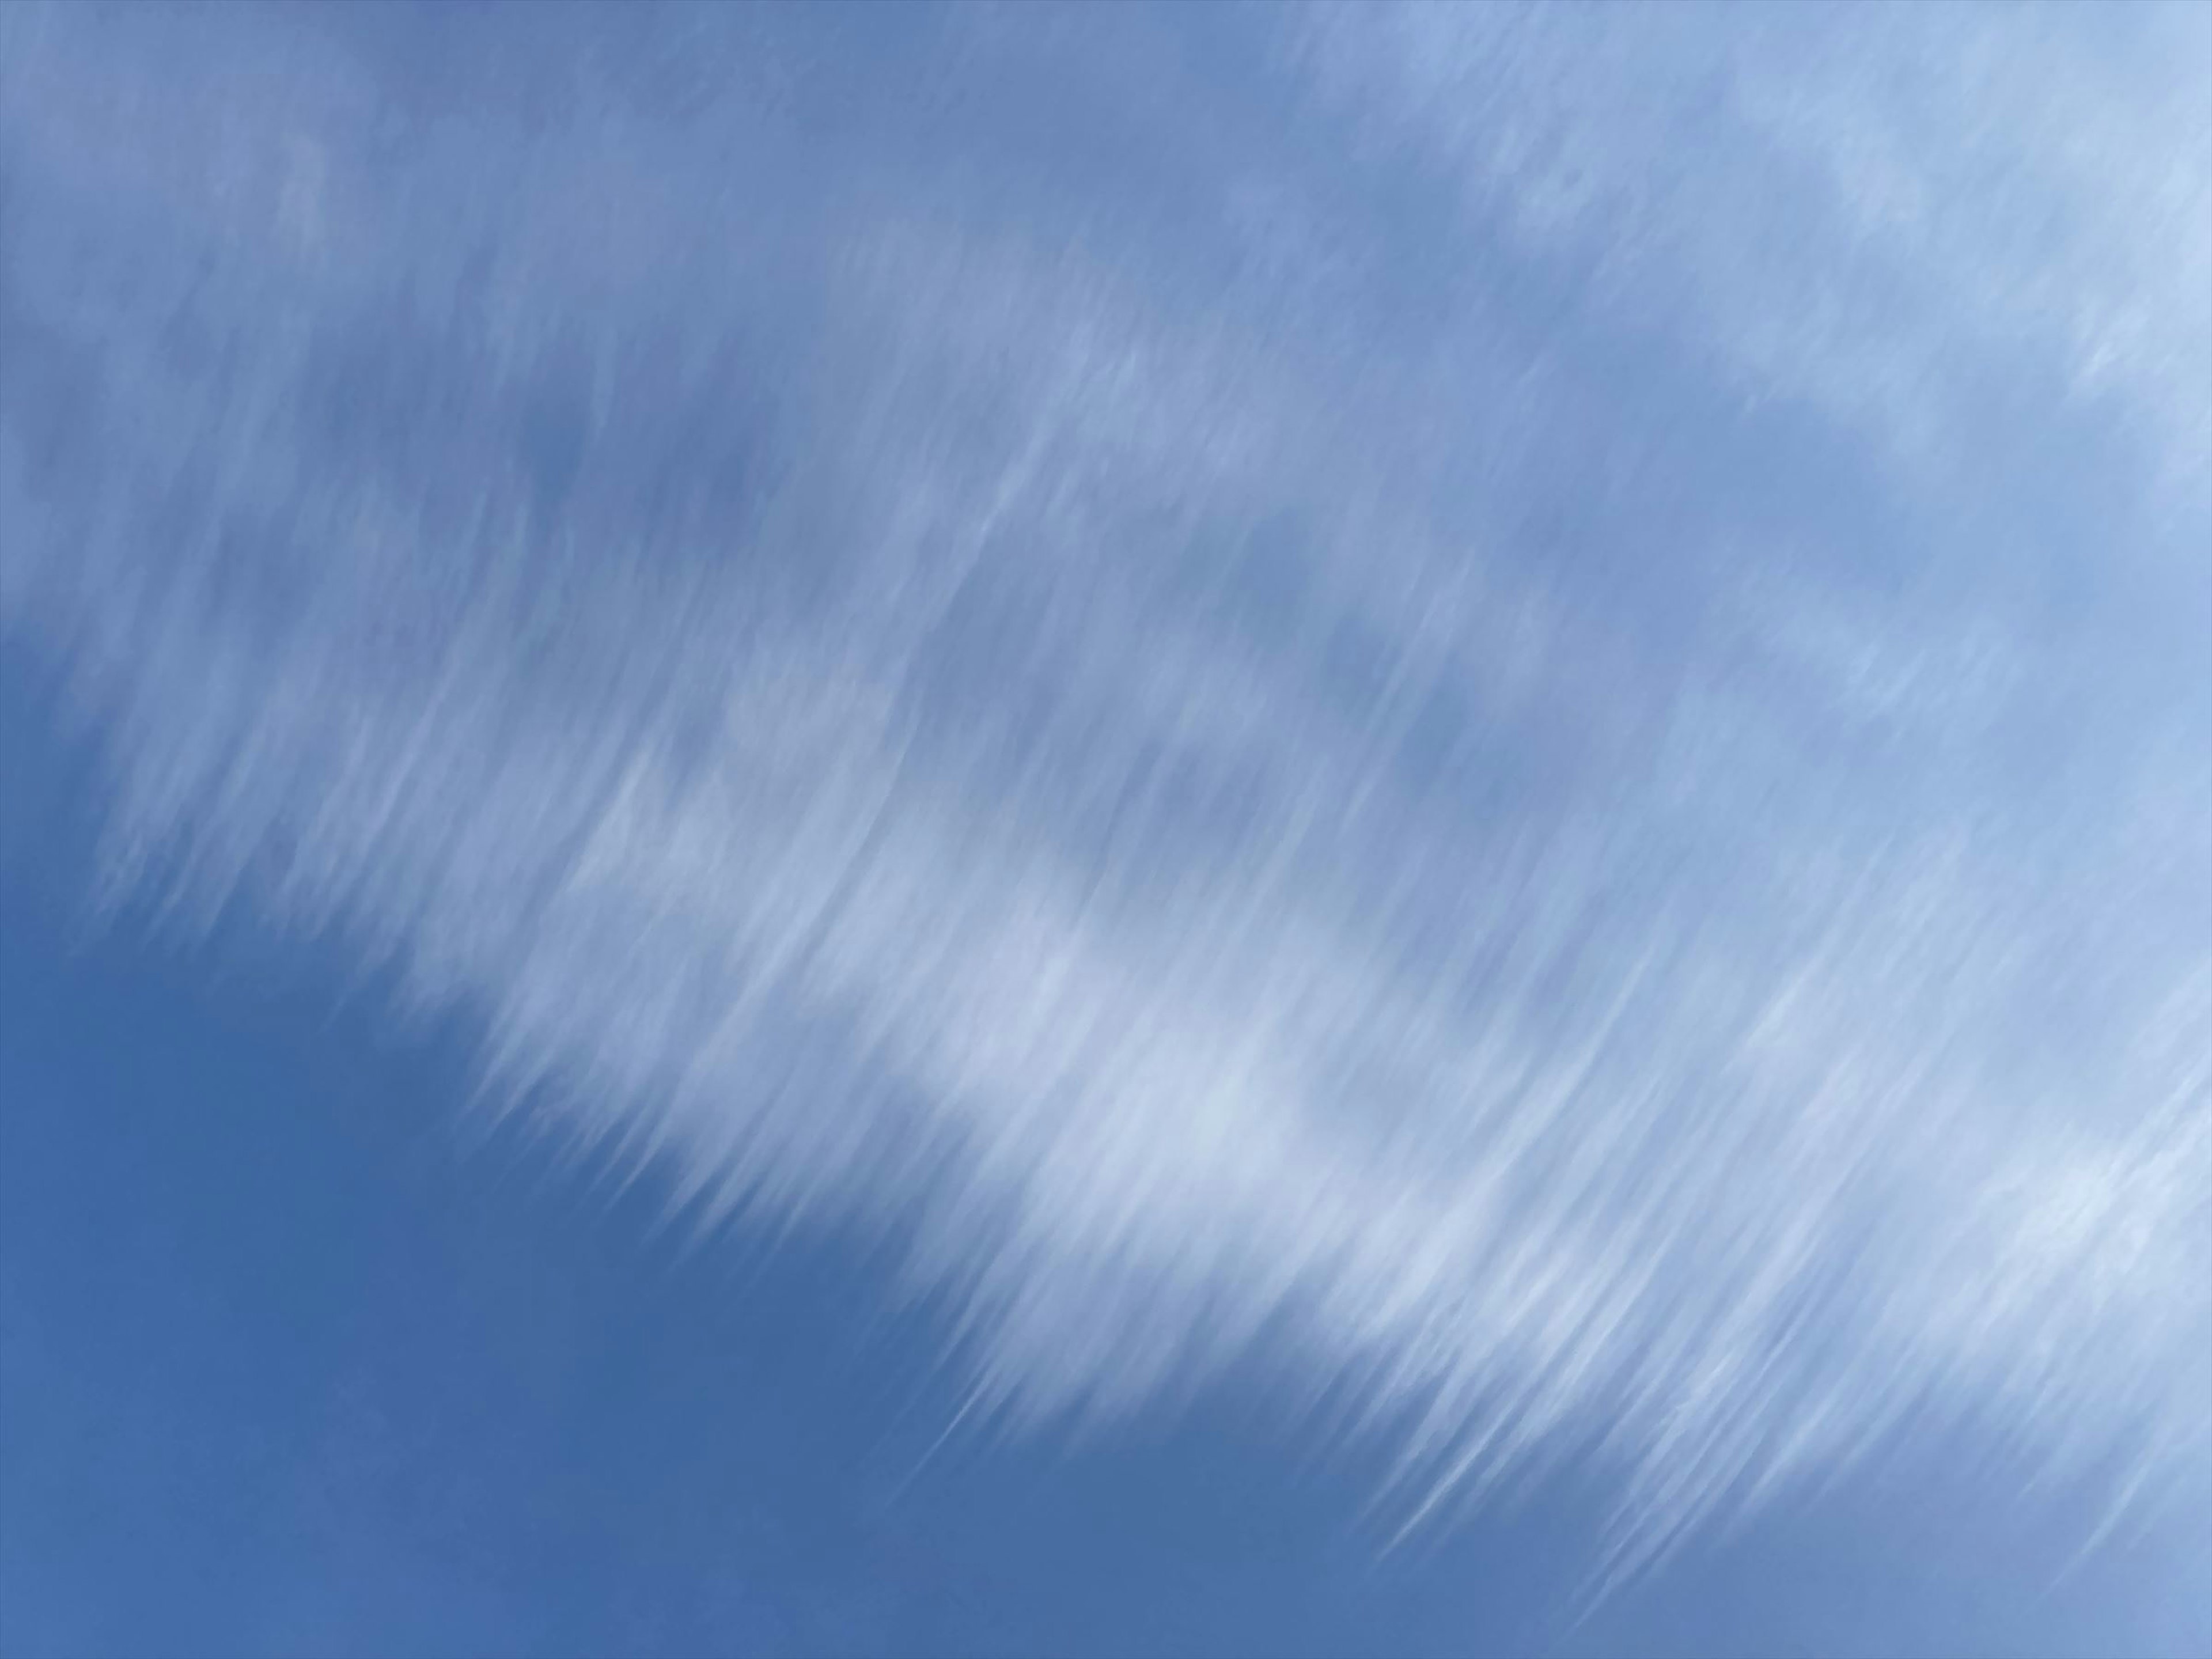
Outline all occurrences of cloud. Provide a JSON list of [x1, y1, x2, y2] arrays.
[[2, 0, 2205, 1575], [1292, 1, 2212, 484]]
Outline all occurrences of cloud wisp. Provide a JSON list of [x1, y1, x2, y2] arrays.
[[3, 1, 2206, 1580]]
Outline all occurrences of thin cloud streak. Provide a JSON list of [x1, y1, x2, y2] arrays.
[[2, 0, 2205, 1577]]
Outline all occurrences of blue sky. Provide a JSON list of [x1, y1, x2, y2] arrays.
[[2, 3, 2209, 1655]]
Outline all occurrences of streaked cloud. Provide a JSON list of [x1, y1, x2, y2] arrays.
[[3, 0, 2205, 1578]]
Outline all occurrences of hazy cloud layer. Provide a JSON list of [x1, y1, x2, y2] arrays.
[[3, 1, 2206, 1574]]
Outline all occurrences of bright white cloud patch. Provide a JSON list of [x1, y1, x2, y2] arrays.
[[2, 0, 2206, 1575]]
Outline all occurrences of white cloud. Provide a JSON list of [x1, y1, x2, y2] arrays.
[[2, 0, 2205, 1575]]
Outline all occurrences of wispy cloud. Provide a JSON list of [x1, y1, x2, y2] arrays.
[[3, 0, 2205, 1576]]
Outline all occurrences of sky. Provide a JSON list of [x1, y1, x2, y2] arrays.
[[1, 3, 2209, 1656]]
